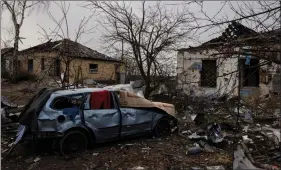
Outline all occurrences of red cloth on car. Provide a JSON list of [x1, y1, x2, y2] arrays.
[[90, 90, 111, 109]]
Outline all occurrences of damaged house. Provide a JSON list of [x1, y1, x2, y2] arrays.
[[177, 22, 280, 99], [16, 39, 125, 85]]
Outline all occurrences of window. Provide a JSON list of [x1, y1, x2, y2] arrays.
[[28, 59, 33, 72], [239, 58, 259, 87], [88, 91, 115, 109], [51, 94, 84, 110], [55, 59, 61, 77], [89, 64, 98, 73], [200, 60, 217, 87], [41, 58, 45, 70]]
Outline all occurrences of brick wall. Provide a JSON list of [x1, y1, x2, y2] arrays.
[[18, 51, 125, 83]]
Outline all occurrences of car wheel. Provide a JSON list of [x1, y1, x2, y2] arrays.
[[59, 130, 88, 156], [154, 118, 171, 137]]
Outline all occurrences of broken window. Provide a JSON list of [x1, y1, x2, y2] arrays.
[[41, 58, 45, 70], [89, 64, 98, 73], [89, 91, 115, 109], [84, 94, 91, 110], [239, 58, 259, 87], [200, 60, 217, 87], [28, 59, 33, 72], [51, 94, 83, 110]]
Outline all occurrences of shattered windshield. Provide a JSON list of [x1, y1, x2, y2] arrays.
[[51, 94, 83, 110]]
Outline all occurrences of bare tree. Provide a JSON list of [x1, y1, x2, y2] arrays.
[[87, 1, 197, 98], [38, 2, 95, 89], [2, 0, 48, 81], [191, 1, 281, 64], [1, 26, 14, 48]]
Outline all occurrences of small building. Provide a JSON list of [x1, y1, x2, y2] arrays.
[[17, 39, 125, 85], [177, 22, 280, 99]]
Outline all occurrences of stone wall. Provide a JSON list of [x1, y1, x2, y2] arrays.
[[177, 49, 279, 98], [18, 51, 125, 83]]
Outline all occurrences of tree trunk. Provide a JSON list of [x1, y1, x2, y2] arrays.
[[11, 24, 20, 82], [144, 77, 152, 98], [144, 85, 152, 99], [67, 60, 70, 88]]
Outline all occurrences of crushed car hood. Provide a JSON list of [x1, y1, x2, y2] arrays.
[[119, 91, 176, 117]]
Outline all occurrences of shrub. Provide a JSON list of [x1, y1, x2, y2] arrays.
[[14, 71, 37, 83], [2, 71, 38, 83], [1, 71, 10, 79]]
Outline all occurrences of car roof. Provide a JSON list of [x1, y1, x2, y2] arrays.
[[52, 88, 112, 96]]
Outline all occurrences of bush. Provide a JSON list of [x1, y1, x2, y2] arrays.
[[2, 71, 38, 83], [1, 71, 10, 79], [14, 71, 37, 83]]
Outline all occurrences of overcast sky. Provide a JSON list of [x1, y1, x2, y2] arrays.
[[1, 1, 272, 57]]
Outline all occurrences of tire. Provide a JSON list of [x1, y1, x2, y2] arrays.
[[154, 118, 171, 137], [59, 130, 88, 156]]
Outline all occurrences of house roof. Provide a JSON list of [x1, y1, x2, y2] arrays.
[[177, 21, 277, 52], [1, 47, 14, 56], [256, 28, 281, 41], [262, 28, 281, 36], [19, 39, 122, 63]]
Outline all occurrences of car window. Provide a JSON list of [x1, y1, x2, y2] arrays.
[[83, 94, 91, 110], [86, 91, 115, 110], [51, 94, 84, 110]]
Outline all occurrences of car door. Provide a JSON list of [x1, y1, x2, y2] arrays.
[[83, 91, 120, 142], [114, 91, 153, 137], [120, 108, 153, 137]]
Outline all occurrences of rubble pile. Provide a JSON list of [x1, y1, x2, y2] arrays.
[[233, 124, 280, 169], [1, 96, 24, 124], [176, 93, 280, 170]]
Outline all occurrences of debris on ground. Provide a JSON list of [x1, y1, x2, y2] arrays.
[[177, 94, 280, 170], [1, 96, 19, 108], [1, 96, 25, 124], [92, 153, 99, 156], [129, 166, 147, 170], [186, 146, 202, 155], [206, 165, 225, 170], [233, 144, 261, 170], [226, 95, 281, 170]]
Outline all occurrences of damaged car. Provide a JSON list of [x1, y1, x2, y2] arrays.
[[14, 88, 178, 155]]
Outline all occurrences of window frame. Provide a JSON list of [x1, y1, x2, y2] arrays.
[[28, 59, 33, 72], [50, 93, 85, 111], [83, 91, 118, 110], [200, 59, 217, 88], [89, 64, 98, 73], [83, 93, 92, 110], [239, 58, 260, 87]]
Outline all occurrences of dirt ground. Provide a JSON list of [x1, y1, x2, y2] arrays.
[[1, 133, 232, 170]]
